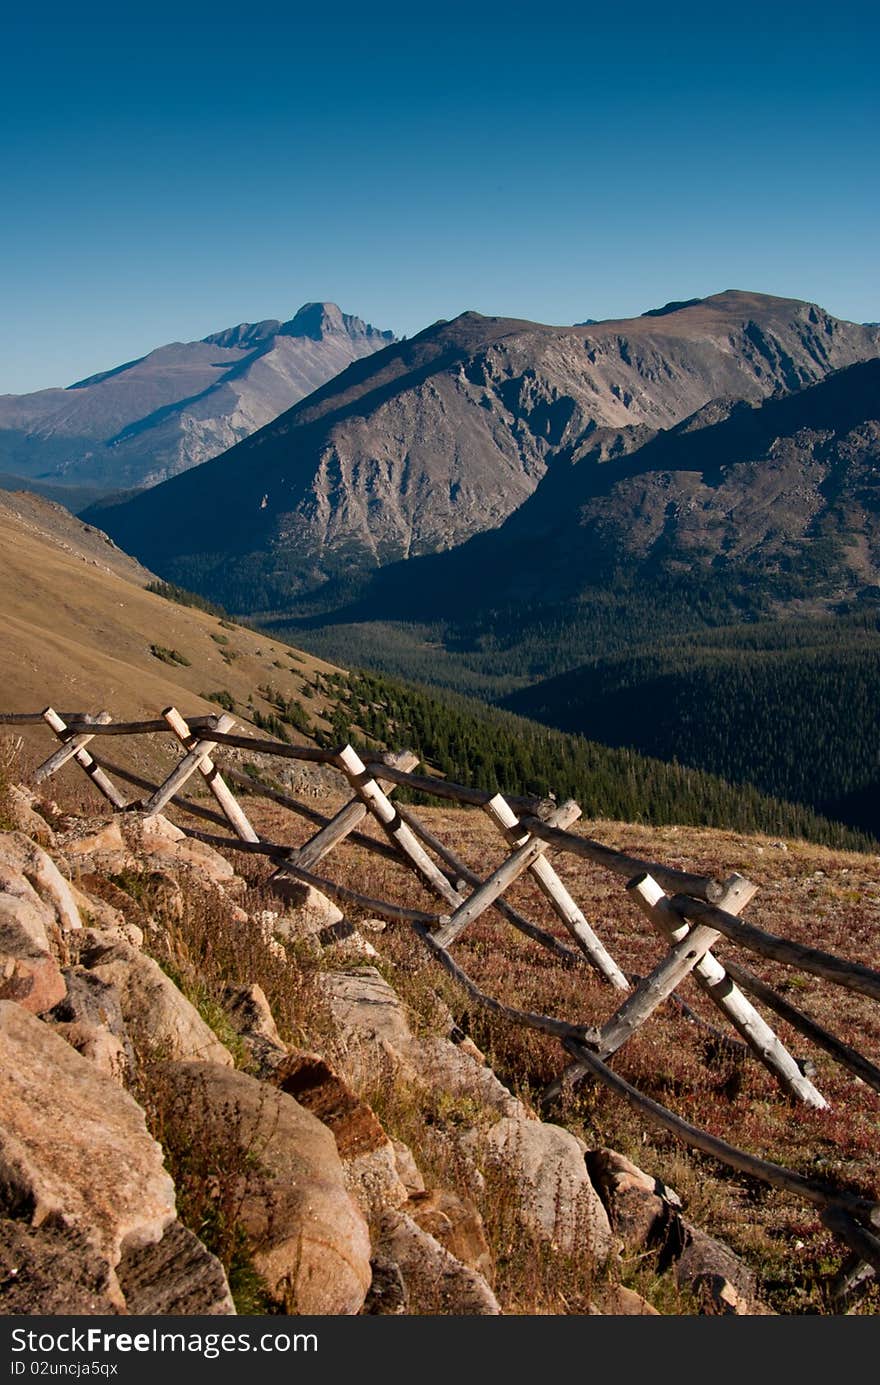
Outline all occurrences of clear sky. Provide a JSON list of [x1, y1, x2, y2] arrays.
[[2, 1, 877, 392]]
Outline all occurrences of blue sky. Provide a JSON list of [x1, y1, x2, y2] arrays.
[[2, 1, 877, 392]]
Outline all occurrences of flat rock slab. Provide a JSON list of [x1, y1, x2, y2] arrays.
[[158, 1061, 372, 1315], [117, 1220, 235, 1316], [0, 1002, 176, 1291], [0, 1219, 119, 1315]]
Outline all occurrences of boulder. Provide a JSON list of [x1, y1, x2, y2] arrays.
[[361, 1255, 408, 1315], [272, 1051, 408, 1216], [0, 832, 80, 932], [373, 1209, 500, 1315], [0, 1002, 176, 1299], [5, 786, 55, 848], [86, 940, 233, 1067], [223, 982, 287, 1075], [157, 1061, 372, 1314], [116, 1220, 235, 1316], [466, 1116, 612, 1261], [671, 1219, 770, 1315], [586, 1148, 682, 1251], [270, 879, 344, 937], [0, 1219, 119, 1314], [0, 892, 67, 1014], [407, 1189, 494, 1280], [321, 965, 416, 1086]]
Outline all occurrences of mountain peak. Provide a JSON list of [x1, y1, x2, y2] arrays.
[[280, 302, 395, 345]]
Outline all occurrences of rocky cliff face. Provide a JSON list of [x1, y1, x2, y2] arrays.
[[89, 292, 880, 611], [0, 303, 396, 494]]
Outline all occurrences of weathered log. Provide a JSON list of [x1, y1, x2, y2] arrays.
[[398, 804, 581, 966], [724, 959, 880, 1095], [670, 894, 880, 1003], [162, 707, 259, 844], [483, 794, 629, 989], [516, 816, 725, 902], [562, 1037, 880, 1226], [288, 751, 419, 870], [413, 924, 600, 1044], [39, 709, 127, 809], [631, 875, 828, 1108], [432, 800, 582, 948], [221, 767, 402, 863], [362, 760, 547, 814], [91, 757, 232, 829], [334, 745, 463, 908], [142, 713, 236, 817], [34, 709, 114, 781], [60, 716, 216, 737], [192, 730, 338, 763], [183, 827, 448, 925]]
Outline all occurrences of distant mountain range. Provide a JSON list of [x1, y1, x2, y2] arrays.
[[88, 290, 880, 614], [0, 303, 395, 497]]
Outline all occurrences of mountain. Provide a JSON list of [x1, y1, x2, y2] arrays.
[[0, 304, 395, 496], [88, 291, 880, 612], [345, 354, 880, 619]]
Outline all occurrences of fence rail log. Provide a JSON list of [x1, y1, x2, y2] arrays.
[[432, 799, 582, 948], [361, 760, 548, 815], [286, 751, 419, 871], [162, 708, 259, 843], [633, 875, 828, 1108], [142, 713, 237, 818], [91, 757, 233, 830], [484, 794, 629, 988], [723, 959, 880, 1095], [397, 804, 582, 965], [61, 716, 217, 737], [413, 923, 601, 1043], [335, 745, 464, 908], [34, 709, 114, 782], [193, 730, 340, 763], [39, 709, 127, 809], [561, 1037, 880, 1231], [222, 766, 404, 864], [517, 816, 725, 902], [670, 895, 880, 1003]]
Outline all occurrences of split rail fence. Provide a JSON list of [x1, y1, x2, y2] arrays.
[[4, 703, 880, 1299]]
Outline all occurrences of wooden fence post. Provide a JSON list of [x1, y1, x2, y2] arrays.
[[38, 709, 127, 809], [161, 707, 259, 843], [629, 873, 828, 1108], [484, 794, 629, 989], [334, 744, 464, 908], [432, 799, 582, 948]]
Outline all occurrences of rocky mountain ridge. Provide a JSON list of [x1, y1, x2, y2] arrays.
[[0, 303, 395, 496], [87, 291, 880, 612]]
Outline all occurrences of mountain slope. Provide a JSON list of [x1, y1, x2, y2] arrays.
[[0, 490, 346, 764], [329, 354, 880, 627], [0, 304, 395, 495], [89, 291, 880, 611]]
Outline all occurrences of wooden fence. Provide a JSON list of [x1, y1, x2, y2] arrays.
[[4, 703, 880, 1300]]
